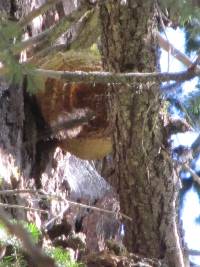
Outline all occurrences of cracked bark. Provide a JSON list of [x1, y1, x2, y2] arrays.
[[100, 1, 187, 266]]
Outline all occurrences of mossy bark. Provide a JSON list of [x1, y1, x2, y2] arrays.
[[100, 1, 186, 266]]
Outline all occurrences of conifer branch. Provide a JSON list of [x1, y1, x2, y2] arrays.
[[18, 0, 62, 28], [29, 9, 94, 62], [12, 4, 91, 55], [2, 29, 200, 86]]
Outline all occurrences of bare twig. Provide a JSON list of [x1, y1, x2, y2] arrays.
[[61, 199, 132, 222], [0, 189, 132, 222], [0, 203, 48, 214], [0, 189, 38, 196], [44, 193, 132, 222], [0, 209, 56, 267]]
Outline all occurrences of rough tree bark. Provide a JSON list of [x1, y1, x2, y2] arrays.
[[99, 1, 187, 267]]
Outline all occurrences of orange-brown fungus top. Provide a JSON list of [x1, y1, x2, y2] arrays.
[[36, 52, 112, 159]]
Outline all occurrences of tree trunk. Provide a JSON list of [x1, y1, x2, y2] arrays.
[[100, 1, 186, 266]]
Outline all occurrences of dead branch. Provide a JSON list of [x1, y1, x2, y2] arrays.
[[0, 203, 48, 214], [0, 189, 132, 222], [165, 117, 193, 136], [0, 60, 199, 86], [32, 67, 200, 84], [156, 32, 200, 71], [0, 189, 39, 196]]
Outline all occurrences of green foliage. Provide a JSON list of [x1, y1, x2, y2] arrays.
[[0, 18, 45, 94], [180, 87, 200, 128], [189, 97, 200, 116], [0, 255, 16, 267], [0, 220, 41, 246], [0, 248, 23, 267], [0, 18, 22, 49], [184, 20, 200, 54], [0, 221, 29, 266], [159, 0, 200, 25], [46, 247, 84, 267], [0, 18, 23, 84], [0, 222, 84, 267], [0, 222, 20, 248], [159, 0, 200, 54], [0, 254, 28, 267], [22, 221, 42, 244], [23, 66, 46, 94], [71, 10, 100, 50]]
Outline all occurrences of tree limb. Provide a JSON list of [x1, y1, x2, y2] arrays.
[[2, 29, 200, 86], [0, 59, 199, 85], [32, 67, 200, 84], [165, 117, 193, 136], [183, 163, 200, 186], [156, 31, 200, 71], [188, 249, 200, 256]]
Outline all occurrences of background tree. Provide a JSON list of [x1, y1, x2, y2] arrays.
[[0, 0, 200, 266]]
